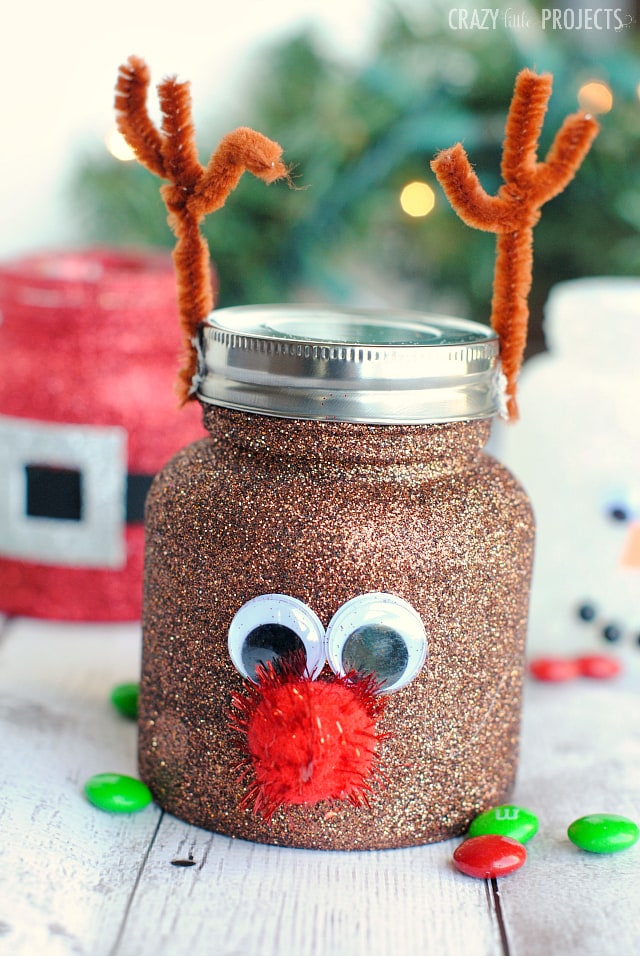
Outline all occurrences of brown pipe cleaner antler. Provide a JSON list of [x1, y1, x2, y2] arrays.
[[431, 69, 599, 421], [115, 55, 289, 404]]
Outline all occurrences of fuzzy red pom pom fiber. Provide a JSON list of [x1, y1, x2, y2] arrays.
[[231, 660, 386, 820]]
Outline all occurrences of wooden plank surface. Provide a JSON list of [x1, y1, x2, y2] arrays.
[[0, 617, 161, 956], [503, 675, 640, 955], [118, 820, 505, 956], [1, 616, 639, 956]]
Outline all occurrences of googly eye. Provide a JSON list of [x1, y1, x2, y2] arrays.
[[325, 593, 428, 694], [228, 594, 326, 681]]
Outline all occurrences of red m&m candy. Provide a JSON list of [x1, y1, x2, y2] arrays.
[[575, 654, 622, 679], [528, 656, 580, 682], [453, 834, 527, 879]]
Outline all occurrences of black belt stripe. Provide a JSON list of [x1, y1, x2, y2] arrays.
[[25, 465, 154, 525]]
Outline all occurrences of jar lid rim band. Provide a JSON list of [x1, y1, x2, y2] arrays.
[[195, 305, 503, 424]]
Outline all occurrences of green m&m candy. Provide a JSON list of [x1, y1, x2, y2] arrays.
[[84, 772, 152, 813], [110, 682, 139, 719], [469, 804, 539, 844], [568, 813, 639, 853]]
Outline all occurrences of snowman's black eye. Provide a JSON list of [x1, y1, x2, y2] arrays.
[[607, 506, 629, 523], [602, 488, 639, 524], [228, 594, 326, 681], [325, 593, 427, 694]]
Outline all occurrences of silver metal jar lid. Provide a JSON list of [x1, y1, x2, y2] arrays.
[[195, 305, 502, 424]]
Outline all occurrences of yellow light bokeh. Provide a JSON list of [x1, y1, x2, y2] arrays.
[[400, 181, 436, 218], [577, 81, 613, 115], [105, 128, 137, 162]]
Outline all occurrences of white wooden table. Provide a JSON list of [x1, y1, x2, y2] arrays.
[[1, 613, 639, 956]]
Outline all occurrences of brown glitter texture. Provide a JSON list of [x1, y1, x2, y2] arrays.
[[140, 406, 534, 850]]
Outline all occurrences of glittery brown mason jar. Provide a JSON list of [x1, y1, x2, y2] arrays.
[[140, 306, 535, 850]]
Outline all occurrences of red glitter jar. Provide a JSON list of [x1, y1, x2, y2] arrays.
[[140, 305, 535, 850], [0, 248, 205, 620]]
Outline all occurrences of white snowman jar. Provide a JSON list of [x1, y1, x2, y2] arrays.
[[498, 277, 640, 660]]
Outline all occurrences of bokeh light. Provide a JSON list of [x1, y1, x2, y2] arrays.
[[578, 81, 613, 115], [105, 128, 137, 161], [400, 181, 436, 218]]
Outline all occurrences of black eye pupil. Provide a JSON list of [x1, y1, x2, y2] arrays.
[[608, 506, 629, 522], [343, 624, 409, 690], [242, 624, 305, 678]]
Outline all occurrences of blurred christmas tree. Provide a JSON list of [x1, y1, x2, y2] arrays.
[[71, 2, 640, 355]]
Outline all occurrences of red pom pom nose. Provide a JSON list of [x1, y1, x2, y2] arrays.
[[230, 661, 386, 820]]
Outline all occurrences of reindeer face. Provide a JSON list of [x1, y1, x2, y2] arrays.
[[226, 592, 428, 818]]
